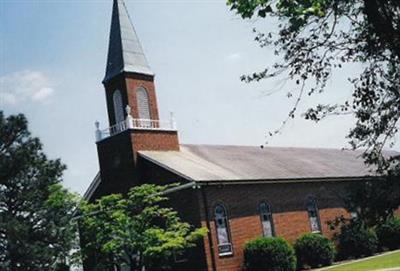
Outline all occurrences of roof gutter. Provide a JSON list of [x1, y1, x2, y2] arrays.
[[195, 176, 383, 186], [153, 176, 382, 196]]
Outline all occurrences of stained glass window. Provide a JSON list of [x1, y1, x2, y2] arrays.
[[307, 196, 321, 232], [259, 201, 275, 237], [215, 204, 232, 255]]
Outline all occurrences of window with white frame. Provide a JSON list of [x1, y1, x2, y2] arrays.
[[113, 89, 124, 123], [214, 204, 233, 256], [307, 196, 322, 232], [136, 87, 151, 120], [259, 201, 275, 237]]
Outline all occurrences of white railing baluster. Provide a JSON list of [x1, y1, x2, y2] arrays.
[[95, 118, 177, 142]]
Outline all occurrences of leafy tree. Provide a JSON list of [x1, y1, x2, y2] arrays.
[[0, 112, 80, 270], [227, 0, 400, 170], [227, 0, 400, 224], [335, 219, 378, 259], [344, 172, 400, 226], [79, 184, 207, 271]]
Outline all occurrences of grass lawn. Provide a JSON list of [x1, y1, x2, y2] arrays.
[[319, 250, 400, 271]]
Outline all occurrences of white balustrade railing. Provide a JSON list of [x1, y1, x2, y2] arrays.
[[95, 117, 177, 142]]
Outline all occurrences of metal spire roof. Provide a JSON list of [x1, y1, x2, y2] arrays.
[[103, 0, 153, 83]]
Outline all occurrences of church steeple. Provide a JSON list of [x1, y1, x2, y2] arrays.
[[92, 0, 179, 202], [104, 0, 153, 83]]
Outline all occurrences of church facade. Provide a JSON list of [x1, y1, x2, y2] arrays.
[[84, 1, 378, 270]]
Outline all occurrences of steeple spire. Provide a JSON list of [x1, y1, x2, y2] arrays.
[[103, 0, 153, 83]]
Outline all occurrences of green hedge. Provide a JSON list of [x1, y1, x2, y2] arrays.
[[337, 222, 378, 259], [376, 217, 400, 251], [294, 233, 336, 269], [244, 237, 296, 271]]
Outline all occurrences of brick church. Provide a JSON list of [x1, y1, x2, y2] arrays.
[[84, 0, 378, 270]]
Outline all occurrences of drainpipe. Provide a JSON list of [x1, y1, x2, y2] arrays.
[[162, 181, 197, 195], [201, 186, 217, 271]]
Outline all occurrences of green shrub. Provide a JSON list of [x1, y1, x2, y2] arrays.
[[244, 237, 296, 271], [294, 233, 336, 269], [376, 217, 400, 251], [336, 221, 378, 259]]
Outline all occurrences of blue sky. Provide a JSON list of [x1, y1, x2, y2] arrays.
[[1, 0, 393, 194]]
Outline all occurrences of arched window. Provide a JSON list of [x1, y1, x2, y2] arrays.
[[136, 87, 151, 120], [215, 204, 233, 255], [113, 90, 124, 123], [306, 196, 321, 232], [259, 201, 275, 237]]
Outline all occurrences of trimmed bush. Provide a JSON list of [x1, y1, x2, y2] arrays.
[[294, 233, 336, 269], [376, 217, 400, 251], [337, 221, 378, 259], [244, 237, 296, 271]]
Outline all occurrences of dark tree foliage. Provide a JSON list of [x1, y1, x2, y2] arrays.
[[243, 237, 297, 271], [344, 174, 400, 226], [335, 219, 378, 259], [376, 217, 400, 251], [294, 233, 335, 269], [227, 0, 400, 171], [0, 112, 79, 270]]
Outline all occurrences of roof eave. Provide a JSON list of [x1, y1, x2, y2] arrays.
[[138, 152, 194, 181], [83, 172, 101, 201], [194, 175, 383, 186], [102, 69, 155, 84]]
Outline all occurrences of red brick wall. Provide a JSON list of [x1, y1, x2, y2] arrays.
[[95, 129, 180, 198], [131, 130, 179, 152], [274, 211, 310, 242], [198, 182, 353, 271], [125, 74, 159, 120], [103, 72, 159, 125], [95, 131, 137, 198]]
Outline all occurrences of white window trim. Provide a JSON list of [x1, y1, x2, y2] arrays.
[[214, 204, 233, 257]]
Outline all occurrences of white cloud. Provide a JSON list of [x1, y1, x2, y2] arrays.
[[32, 87, 54, 101], [226, 52, 241, 61], [0, 93, 17, 105], [0, 70, 55, 105]]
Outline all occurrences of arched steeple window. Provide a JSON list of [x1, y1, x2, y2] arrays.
[[215, 204, 233, 256], [306, 196, 322, 232], [259, 201, 275, 237], [136, 87, 151, 120], [113, 89, 124, 123]]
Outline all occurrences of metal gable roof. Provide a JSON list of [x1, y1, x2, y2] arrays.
[[138, 144, 383, 182], [103, 0, 153, 83]]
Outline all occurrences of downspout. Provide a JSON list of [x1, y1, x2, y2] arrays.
[[162, 181, 197, 195], [201, 186, 217, 271]]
